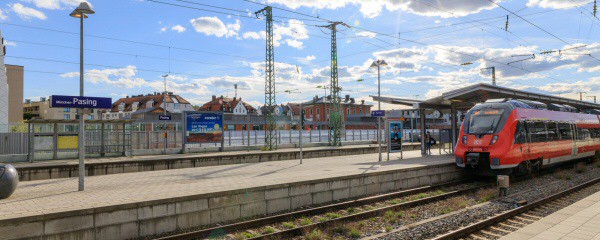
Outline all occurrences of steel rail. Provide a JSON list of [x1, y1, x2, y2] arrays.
[[431, 176, 600, 240], [154, 181, 478, 240], [249, 185, 486, 240]]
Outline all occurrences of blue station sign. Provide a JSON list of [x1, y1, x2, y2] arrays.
[[50, 95, 112, 109], [371, 110, 386, 117], [159, 115, 172, 121]]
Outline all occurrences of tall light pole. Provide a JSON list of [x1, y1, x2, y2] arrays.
[[317, 85, 330, 135], [284, 89, 303, 164], [370, 59, 387, 162], [162, 74, 169, 154], [70, 1, 94, 192]]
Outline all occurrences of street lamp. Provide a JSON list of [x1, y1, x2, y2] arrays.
[[370, 59, 387, 162], [70, 1, 94, 192], [283, 89, 304, 164], [316, 85, 330, 134], [162, 74, 169, 155]]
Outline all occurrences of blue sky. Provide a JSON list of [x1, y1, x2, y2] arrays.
[[1, 0, 599, 109]]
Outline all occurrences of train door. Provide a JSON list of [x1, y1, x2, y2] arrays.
[[517, 121, 531, 159], [571, 124, 578, 156]]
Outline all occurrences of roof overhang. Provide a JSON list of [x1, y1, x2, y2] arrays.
[[371, 83, 600, 110]]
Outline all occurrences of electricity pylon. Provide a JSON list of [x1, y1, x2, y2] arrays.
[[320, 22, 349, 146], [255, 6, 276, 150]]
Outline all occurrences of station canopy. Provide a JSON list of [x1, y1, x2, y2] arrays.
[[371, 83, 600, 111]]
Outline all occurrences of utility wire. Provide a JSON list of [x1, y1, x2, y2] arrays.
[[488, 0, 600, 62], [6, 55, 214, 78]]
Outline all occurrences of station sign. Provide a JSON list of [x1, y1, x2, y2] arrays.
[[50, 95, 112, 109], [371, 110, 386, 117], [159, 115, 172, 121]]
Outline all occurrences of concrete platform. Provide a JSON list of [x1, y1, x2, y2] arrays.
[[12, 143, 424, 182], [0, 150, 458, 240], [501, 191, 600, 240]]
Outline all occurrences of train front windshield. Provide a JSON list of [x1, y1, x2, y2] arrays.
[[465, 108, 506, 135]]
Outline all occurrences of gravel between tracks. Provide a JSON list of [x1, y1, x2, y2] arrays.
[[377, 163, 600, 240]]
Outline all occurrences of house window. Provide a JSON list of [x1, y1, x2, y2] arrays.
[[63, 114, 70, 120], [347, 108, 351, 115], [88, 115, 94, 120], [174, 103, 180, 109], [64, 108, 70, 112]]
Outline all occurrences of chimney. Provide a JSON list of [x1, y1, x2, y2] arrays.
[[361, 100, 365, 105], [351, 98, 355, 103], [40, 97, 46, 102], [212, 95, 216, 100], [345, 95, 350, 101], [233, 97, 237, 101]]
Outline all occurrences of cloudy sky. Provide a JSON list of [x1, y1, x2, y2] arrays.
[[1, 0, 599, 109]]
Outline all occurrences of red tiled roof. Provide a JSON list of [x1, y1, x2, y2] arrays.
[[108, 93, 190, 113], [198, 96, 256, 113]]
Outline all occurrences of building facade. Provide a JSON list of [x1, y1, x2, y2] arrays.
[[7, 64, 23, 124], [103, 92, 194, 121], [302, 95, 373, 130], [23, 97, 102, 120], [198, 96, 258, 130]]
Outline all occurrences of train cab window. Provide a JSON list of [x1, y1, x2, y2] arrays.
[[515, 121, 527, 144], [558, 123, 572, 140], [546, 122, 559, 141], [527, 121, 547, 142]]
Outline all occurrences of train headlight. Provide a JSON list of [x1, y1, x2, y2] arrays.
[[462, 135, 468, 145], [490, 135, 499, 145]]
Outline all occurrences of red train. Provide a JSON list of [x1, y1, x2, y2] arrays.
[[455, 100, 600, 176]]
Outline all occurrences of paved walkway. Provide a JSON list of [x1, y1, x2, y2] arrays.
[[0, 150, 451, 221], [501, 191, 600, 240]]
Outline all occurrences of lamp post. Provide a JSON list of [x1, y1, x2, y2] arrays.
[[70, 1, 94, 192], [162, 74, 169, 154], [316, 85, 330, 134], [284, 89, 303, 164], [370, 60, 387, 162]]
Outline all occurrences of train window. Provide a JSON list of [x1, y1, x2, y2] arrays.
[[514, 121, 527, 144], [577, 128, 591, 141], [527, 121, 547, 142], [546, 122, 559, 141], [558, 123, 572, 140], [591, 129, 600, 139]]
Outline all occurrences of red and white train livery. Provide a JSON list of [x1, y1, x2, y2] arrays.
[[455, 100, 600, 176]]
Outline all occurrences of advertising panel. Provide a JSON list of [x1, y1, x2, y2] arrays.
[[389, 121, 403, 153], [185, 112, 223, 143]]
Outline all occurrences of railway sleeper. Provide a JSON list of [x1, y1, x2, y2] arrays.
[[521, 213, 543, 219], [469, 234, 490, 240], [498, 222, 520, 230], [490, 226, 513, 234], [506, 219, 528, 226], [514, 216, 535, 223], [480, 229, 503, 238]]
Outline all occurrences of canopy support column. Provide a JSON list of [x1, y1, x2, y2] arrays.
[[419, 108, 426, 155], [450, 103, 457, 154]]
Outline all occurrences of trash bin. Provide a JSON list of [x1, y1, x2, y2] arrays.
[[0, 164, 18, 199]]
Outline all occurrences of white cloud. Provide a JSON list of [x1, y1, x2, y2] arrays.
[[242, 31, 264, 40], [22, 0, 85, 10], [285, 39, 304, 49], [305, 55, 316, 61], [171, 25, 186, 33], [356, 31, 377, 38], [189, 16, 240, 38], [244, 19, 309, 49], [0, 9, 7, 20], [527, 0, 593, 9], [10, 3, 46, 20], [4, 40, 17, 46], [265, 0, 499, 18], [160, 27, 167, 32]]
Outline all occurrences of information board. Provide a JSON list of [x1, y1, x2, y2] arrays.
[[389, 121, 403, 153], [185, 112, 223, 143]]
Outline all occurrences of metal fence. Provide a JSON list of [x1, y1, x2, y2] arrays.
[[1, 121, 451, 161]]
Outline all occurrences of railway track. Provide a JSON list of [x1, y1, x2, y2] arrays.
[[154, 181, 488, 240], [430, 176, 600, 240]]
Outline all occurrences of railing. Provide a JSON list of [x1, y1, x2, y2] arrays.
[[1, 121, 451, 161]]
